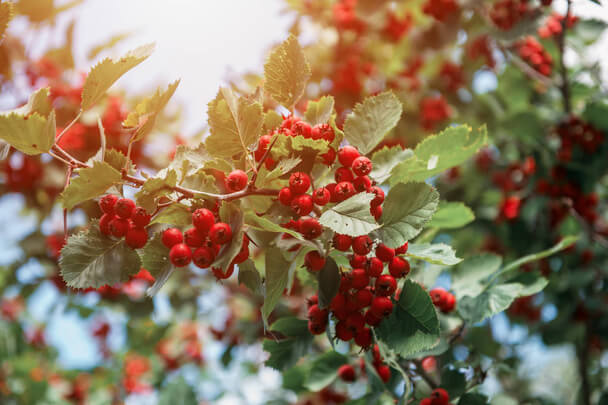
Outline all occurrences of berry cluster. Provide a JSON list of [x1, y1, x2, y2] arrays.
[[422, 0, 459, 22], [509, 296, 541, 322], [332, 0, 366, 34], [382, 11, 413, 43], [337, 344, 392, 384], [420, 388, 452, 405], [467, 35, 496, 69], [420, 95, 452, 131], [489, 0, 529, 31], [429, 287, 456, 313], [438, 62, 465, 93], [538, 12, 578, 39], [3, 152, 43, 192], [517, 36, 552, 77], [99, 195, 151, 249], [554, 115, 605, 160]]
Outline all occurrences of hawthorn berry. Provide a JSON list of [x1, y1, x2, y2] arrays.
[[365, 257, 384, 277], [351, 269, 369, 289], [335, 166, 354, 183], [395, 241, 409, 254], [351, 156, 372, 176], [333, 234, 352, 251], [99, 213, 114, 236], [371, 204, 383, 221], [375, 244, 395, 262], [114, 198, 135, 219], [293, 121, 312, 138], [350, 255, 367, 269], [169, 243, 192, 267], [225, 170, 248, 192], [352, 235, 373, 255], [443, 292, 456, 313], [125, 228, 148, 249], [192, 208, 215, 233], [109, 217, 129, 238], [312, 187, 331, 206], [375, 275, 397, 296], [278, 187, 293, 205], [291, 194, 314, 216], [335, 321, 354, 341], [353, 175, 372, 192], [371, 296, 393, 318], [308, 304, 329, 324], [209, 222, 232, 245], [305, 250, 326, 272], [131, 207, 151, 228], [338, 364, 356, 382], [183, 228, 204, 248], [99, 194, 118, 214], [212, 264, 235, 280], [430, 288, 447, 307], [355, 288, 373, 308], [376, 365, 391, 383], [354, 327, 372, 348], [430, 388, 449, 405], [338, 146, 360, 167], [364, 310, 382, 326], [162, 228, 184, 249], [254, 134, 272, 161], [299, 217, 322, 240], [289, 172, 311, 194], [389, 256, 410, 278], [334, 181, 355, 201], [312, 123, 335, 142], [192, 247, 215, 269], [321, 147, 336, 166], [232, 237, 250, 264], [308, 320, 327, 335], [370, 186, 385, 206], [346, 312, 365, 332]]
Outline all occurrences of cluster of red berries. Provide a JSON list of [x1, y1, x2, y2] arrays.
[[509, 296, 541, 322], [518, 36, 552, 76], [306, 241, 410, 349], [489, 0, 530, 31], [420, 95, 452, 131], [554, 115, 605, 160], [99, 195, 150, 249], [420, 388, 452, 405], [332, 0, 366, 34], [422, 0, 459, 22], [438, 62, 465, 93], [337, 344, 392, 384], [3, 152, 43, 192], [429, 288, 456, 313], [467, 35, 496, 69], [382, 11, 413, 42], [161, 208, 248, 280], [491, 156, 536, 193], [538, 12, 578, 38]]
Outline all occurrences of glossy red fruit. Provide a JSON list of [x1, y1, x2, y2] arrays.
[[308, 304, 329, 324], [375, 275, 397, 296], [338, 364, 356, 382], [291, 194, 313, 216], [254, 134, 272, 161], [354, 327, 372, 348], [289, 172, 311, 194], [338, 146, 360, 167], [169, 243, 192, 267], [307, 295, 319, 308], [371, 296, 394, 318], [346, 312, 365, 332], [352, 156, 372, 176], [293, 121, 312, 138], [420, 399, 432, 405], [334, 181, 355, 202], [212, 264, 235, 280], [351, 269, 370, 290], [376, 365, 391, 383], [375, 244, 395, 262], [365, 257, 384, 277], [333, 234, 352, 251], [371, 204, 383, 221], [232, 236, 250, 264], [209, 223, 232, 245], [313, 123, 335, 142], [442, 293, 456, 313], [109, 218, 129, 238], [115, 198, 136, 219], [225, 169, 248, 192], [305, 251, 326, 272], [321, 147, 336, 166], [192, 246, 215, 269], [125, 228, 148, 249], [308, 320, 327, 335], [355, 288, 373, 308], [184, 228, 205, 248], [99, 194, 118, 214], [370, 186, 385, 206], [131, 207, 151, 228], [364, 309, 382, 326], [389, 256, 410, 278], [430, 388, 449, 405], [430, 287, 447, 308], [299, 217, 322, 240], [192, 208, 215, 233], [335, 166, 354, 183], [162, 228, 184, 249], [335, 321, 354, 341], [312, 187, 331, 206], [395, 241, 409, 254], [352, 235, 373, 255], [350, 254, 367, 268], [353, 176, 372, 192], [99, 213, 115, 235], [278, 187, 293, 205]]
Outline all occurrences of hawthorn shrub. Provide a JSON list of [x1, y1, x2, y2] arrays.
[[0, 0, 605, 404]]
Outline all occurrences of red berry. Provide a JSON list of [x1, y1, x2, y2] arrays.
[[162, 228, 184, 249], [430, 388, 449, 405], [370, 186, 385, 206], [307, 295, 319, 308], [192, 208, 215, 233], [212, 264, 235, 280], [354, 327, 372, 348], [430, 288, 447, 308], [350, 254, 367, 268], [333, 234, 352, 251], [184, 228, 205, 248], [313, 123, 335, 142], [293, 121, 312, 138], [365, 257, 384, 277], [334, 181, 355, 202], [321, 147, 336, 166], [109, 218, 129, 238], [169, 243, 192, 267], [376, 365, 391, 383], [395, 241, 408, 254], [351, 269, 370, 290], [338, 146, 360, 167], [338, 364, 356, 382], [335, 321, 354, 341], [335, 167, 354, 183], [364, 309, 382, 326], [389, 256, 410, 278], [115, 198, 135, 219], [125, 228, 148, 249], [192, 246, 216, 269], [225, 170, 248, 192], [300, 217, 322, 240], [371, 296, 393, 318], [99, 194, 118, 214], [352, 235, 373, 255], [305, 251, 326, 272], [375, 244, 395, 262], [131, 207, 151, 228], [308, 320, 327, 335], [356, 288, 373, 308], [442, 292, 456, 313], [209, 222, 232, 245], [353, 176, 372, 192], [371, 204, 382, 221], [375, 275, 397, 296], [346, 312, 365, 332], [291, 194, 313, 216], [278, 187, 293, 205], [254, 135, 272, 161], [351, 156, 372, 177], [289, 172, 311, 194], [99, 214, 115, 236], [232, 236, 250, 264], [308, 304, 329, 324], [312, 187, 331, 206]]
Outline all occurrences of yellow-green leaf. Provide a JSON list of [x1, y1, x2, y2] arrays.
[[0, 111, 56, 155], [60, 161, 122, 210], [0, 2, 15, 40], [304, 96, 335, 126]]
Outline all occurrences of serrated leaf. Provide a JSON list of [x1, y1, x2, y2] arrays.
[[124, 80, 180, 143], [304, 351, 348, 391], [81, 44, 154, 110], [376, 183, 439, 248], [376, 280, 440, 357], [59, 221, 142, 288], [343, 91, 402, 154], [263, 334, 312, 371], [370, 146, 414, 184], [264, 34, 311, 108], [390, 125, 488, 184], [0, 111, 55, 155], [141, 233, 171, 280], [255, 157, 302, 188], [270, 317, 309, 337], [451, 254, 502, 300], [262, 247, 290, 325], [87, 32, 132, 60], [12, 87, 53, 117], [0, 2, 14, 40], [319, 193, 380, 237], [406, 243, 462, 265], [238, 259, 262, 295], [60, 161, 122, 210], [427, 202, 475, 229], [104, 148, 130, 171], [304, 96, 335, 126], [150, 203, 192, 227], [317, 256, 340, 309], [264, 110, 284, 132], [134, 169, 178, 212], [244, 211, 304, 240]]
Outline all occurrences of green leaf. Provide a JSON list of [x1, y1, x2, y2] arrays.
[[0, 111, 56, 155], [370, 146, 414, 184], [123, 80, 180, 143], [134, 169, 178, 213], [390, 125, 487, 184], [376, 280, 440, 357], [59, 221, 142, 288], [150, 203, 192, 227], [451, 254, 502, 300], [317, 256, 341, 309], [264, 110, 284, 132], [319, 193, 380, 237], [263, 334, 312, 371], [406, 243, 462, 266], [376, 183, 439, 248], [459, 393, 489, 405], [244, 211, 304, 240], [238, 259, 262, 295], [255, 157, 302, 188], [304, 96, 335, 126], [343, 91, 402, 154], [141, 232, 171, 280], [262, 247, 290, 325], [264, 34, 311, 108], [304, 351, 349, 391], [205, 88, 263, 160], [59, 161, 122, 210], [427, 202, 474, 229], [13, 87, 53, 117], [441, 368, 467, 398], [270, 317, 309, 337], [0, 2, 14, 40], [158, 377, 196, 405], [81, 44, 154, 110]]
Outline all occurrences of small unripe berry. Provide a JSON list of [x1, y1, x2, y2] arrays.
[[333, 234, 352, 251], [209, 222, 232, 245], [338, 364, 356, 382], [351, 156, 372, 177], [162, 228, 184, 249], [300, 217, 322, 240], [375, 275, 397, 296], [278, 187, 293, 205], [184, 228, 205, 248], [99, 213, 115, 235], [388, 256, 410, 278], [125, 228, 148, 249], [99, 194, 118, 214], [169, 243, 192, 267], [305, 250, 326, 272], [192, 208, 215, 233], [371, 296, 394, 318], [115, 198, 136, 219], [192, 246, 216, 269], [225, 170, 248, 192], [338, 146, 360, 167], [312, 187, 331, 206], [289, 172, 311, 194], [335, 167, 354, 183], [375, 244, 395, 263], [131, 207, 151, 228], [109, 217, 129, 238], [365, 257, 384, 277], [352, 235, 373, 255], [291, 194, 314, 216]]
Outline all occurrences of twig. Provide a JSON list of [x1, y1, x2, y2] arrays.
[[55, 110, 82, 143]]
